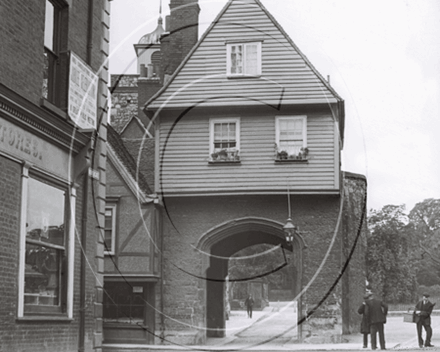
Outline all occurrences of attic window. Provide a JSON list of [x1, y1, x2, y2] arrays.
[[226, 42, 261, 77]]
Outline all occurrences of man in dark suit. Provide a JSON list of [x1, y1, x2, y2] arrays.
[[245, 294, 254, 318], [366, 292, 388, 350], [415, 293, 435, 348]]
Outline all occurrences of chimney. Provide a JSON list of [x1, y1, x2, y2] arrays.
[[161, 0, 200, 79]]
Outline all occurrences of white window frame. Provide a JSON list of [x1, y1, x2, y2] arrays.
[[226, 41, 262, 77], [104, 204, 117, 255], [17, 164, 75, 319], [275, 116, 307, 156], [209, 118, 241, 158]]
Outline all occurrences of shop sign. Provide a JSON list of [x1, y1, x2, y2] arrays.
[[0, 117, 70, 179], [68, 52, 98, 130], [133, 286, 143, 293]]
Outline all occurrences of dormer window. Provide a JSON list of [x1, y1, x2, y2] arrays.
[[226, 42, 261, 77]]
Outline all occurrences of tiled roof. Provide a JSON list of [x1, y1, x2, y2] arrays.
[[107, 125, 153, 195]]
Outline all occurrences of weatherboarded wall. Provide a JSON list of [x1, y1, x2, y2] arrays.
[[158, 105, 339, 196]]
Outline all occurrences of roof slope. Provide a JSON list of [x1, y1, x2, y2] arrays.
[[146, 0, 342, 111], [107, 125, 153, 195]]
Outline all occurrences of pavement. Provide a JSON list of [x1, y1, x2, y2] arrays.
[[103, 302, 440, 352]]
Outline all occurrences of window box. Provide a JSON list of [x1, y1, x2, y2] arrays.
[[210, 149, 240, 163], [275, 147, 309, 162]]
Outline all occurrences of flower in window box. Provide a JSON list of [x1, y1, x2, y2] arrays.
[[226, 150, 239, 161], [218, 149, 228, 161], [300, 147, 309, 159], [278, 150, 288, 160], [211, 152, 219, 161]]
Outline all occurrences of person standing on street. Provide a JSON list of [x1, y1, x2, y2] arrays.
[[415, 293, 435, 348], [358, 293, 371, 348], [245, 294, 254, 318], [366, 292, 388, 350]]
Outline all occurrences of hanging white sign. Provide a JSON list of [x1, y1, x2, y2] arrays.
[[68, 51, 98, 130]]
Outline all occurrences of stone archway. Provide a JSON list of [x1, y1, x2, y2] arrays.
[[196, 217, 306, 338]]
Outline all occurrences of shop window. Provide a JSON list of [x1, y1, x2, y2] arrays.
[[19, 169, 73, 317]]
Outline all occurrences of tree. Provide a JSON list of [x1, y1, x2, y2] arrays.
[[408, 198, 440, 285], [366, 205, 417, 302]]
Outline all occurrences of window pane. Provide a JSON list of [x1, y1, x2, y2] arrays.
[[24, 244, 61, 307], [27, 178, 65, 247], [104, 207, 114, 253], [105, 210, 113, 228], [44, 0, 55, 50], [278, 118, 304, 155], [245, 44, 258, 75], [231, 45, 243, 74], [104, 282, 144, 323], [213, 122, 237, 153]]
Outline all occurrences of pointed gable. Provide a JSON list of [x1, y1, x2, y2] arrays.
[[146, 0, 341, 111]]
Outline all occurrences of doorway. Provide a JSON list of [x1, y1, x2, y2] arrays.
[[103, 279, 156, 344], [202, 219, 304, 340]]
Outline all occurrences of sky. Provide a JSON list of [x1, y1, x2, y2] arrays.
[[108, 0, 440, 212]]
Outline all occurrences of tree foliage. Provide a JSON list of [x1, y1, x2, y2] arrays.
[[228, 243, 293, 289], [366, 205, 417, 302], [408, 198, 440, 284], [366, 199, 440, 303]]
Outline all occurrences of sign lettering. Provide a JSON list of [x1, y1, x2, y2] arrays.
[[68, 52, 98, 130], [0, 123, 43, 160]]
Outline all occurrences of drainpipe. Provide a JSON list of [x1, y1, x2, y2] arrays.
[[79, 2, 94, 351], [78, 171, 88, 352], [86, 0, 94, 65], [159, 202, 165, 343]]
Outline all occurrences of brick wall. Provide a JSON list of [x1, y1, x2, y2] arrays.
[[162, 0, 199, 77], [158, 194, 346, 344], [0, 156, 22, 349], [0, 1, 45, 105], [0, 0, 110, 350], [0, 0, 107, 108]]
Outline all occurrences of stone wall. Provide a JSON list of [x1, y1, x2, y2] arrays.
[[341, 171, 368, 334]]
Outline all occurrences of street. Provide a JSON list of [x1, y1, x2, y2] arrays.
[[204, 301, 440, 351], [102, 302, 440, 351]]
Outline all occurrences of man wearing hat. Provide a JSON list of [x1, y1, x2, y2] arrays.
[[358, 293, 372, 348], [415, 293, 435, 348], [366, 292, 388, 350]]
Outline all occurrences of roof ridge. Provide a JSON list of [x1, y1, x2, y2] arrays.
[[144, 0, 343, 114], [253, 0, 343, 101], [144, 0, 234, 112]]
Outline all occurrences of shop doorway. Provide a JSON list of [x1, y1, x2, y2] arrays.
[[103, 279, 155, 344]]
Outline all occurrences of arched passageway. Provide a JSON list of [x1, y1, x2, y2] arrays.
[[197, 218, 305, 338]]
